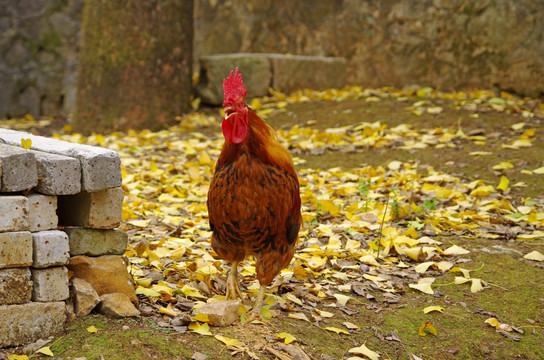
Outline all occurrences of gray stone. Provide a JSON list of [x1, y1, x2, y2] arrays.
[[0, 128, 121, 192], [98, 293, 140, 318], [71, 277, 100, 317], [64, 227, 128, 256], [27, 194, 58, 232], [0, 144, 37, 192], [197, 54, 272, 105], [33, 150, 82, 195], [0, 195, 29, 232], [0, 231, 33, 269], [268, 54, 346, 93], [0, 302, 66, 348], [32, 230, 70, 268], [57, 187, 124, 229], [192, 300, 241, 327], [31, 266, 69, 302], [0, 268, 32, 305]]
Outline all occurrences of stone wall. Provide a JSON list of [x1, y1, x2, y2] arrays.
[[194, 0, 544, 97], [0, 0, 83, 118], [1, 0, 543, 119]]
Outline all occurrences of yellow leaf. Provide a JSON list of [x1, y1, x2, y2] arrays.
[[470, 185, 494, 197], [334, 293, 352, 306], [318, 200, 340, 216], [8, 355, 29, 360], [149, 160, 159, 172], [409, 278, 435, 295], [159, 304, 180, 317], [315, 309, 335, 318], [277, 332, 297, 344], [126, 219, 152, 228], [450, 267, 471, 278], [470, 278, 484, 293], [134, 278, 152, 287], [414, 261, 435, 274], [443, 245, 470, 255], [288, 312, 310, 322], [324, 326, 350, 335], [533, 166, 544, 174], [192, 313, 210, 323], [497, 176, 510, 192], [418, 321, 437, 336], [423, 306, 444, 314], [524, 250, 544, 261], [36, 347, 54, 357], [348, 344, 380, 360], [87, 325, 98, 333], [284, 292, 303, 306], [511, 122, 526, 131], [135, 286, 160, 298], [198, 151, 214, 165], [215, 335, 244, 348], [492, 162, 513, 170], [190, 97, 201, 110], [189, 322, 213, 336], [485, 318, 501, 329], [21, 138, 32, 149]]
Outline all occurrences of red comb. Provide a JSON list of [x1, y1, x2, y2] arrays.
[[223, 67, 247, 107]]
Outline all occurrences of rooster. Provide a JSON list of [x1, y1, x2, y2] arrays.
[[207, 68, 302, 322]]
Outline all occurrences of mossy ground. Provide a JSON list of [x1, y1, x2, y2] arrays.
[[3, 95, 543, 359]]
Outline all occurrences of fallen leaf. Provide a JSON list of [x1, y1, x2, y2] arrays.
[[86, 326, 98, 333], [324, 326, 350, 335], [523, 251, 544, 261], [348, 343, 380, 360], [277, 332, 297, 344], [423, 306, 444, 314], [35, 347, 54, 357], [189, 322, 213, 336], [418, 321, 437, 336]]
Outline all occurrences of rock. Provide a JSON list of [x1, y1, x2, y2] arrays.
[[98, 293, 140, 318], [0, 268, 32, 305], [192, 299, 240, 327], [67, 255, 137, 304], [71, 278, 100, 317], [64, 227, 128, 256]]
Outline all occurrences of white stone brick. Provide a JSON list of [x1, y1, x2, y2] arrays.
[[33, 151, 82, 195], [0, 195, 29, 232], [0, 302, 66, 347], [31, 266, 69, 302], [58, 187, 124, 229], [0, 128, 121, 191], [32, 230, 69, 268], [0, 231, 32, 268], [0, 144, 37, 192], [28, 194, 58, 232]]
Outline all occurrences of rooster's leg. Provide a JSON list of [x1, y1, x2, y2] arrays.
[[225, 261, 243, 300], [243, 285, 266, 324]]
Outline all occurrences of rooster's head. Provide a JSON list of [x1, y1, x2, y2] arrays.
[[222, 67, 248, 144]]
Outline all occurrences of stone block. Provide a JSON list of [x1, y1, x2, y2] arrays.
[[0, 302, 66, 347], [64, 227, 128, 256], [197, 53, 272, 105], [31, 266, 69, 302], [0, 128, 121, 192], [268, 54, 346, 93], [0, 144, 37, 192], [0, 195, 29, 232], [0, 231, 32, 268], [33, 150, 81, 195], [68, 255, 137, 304], [0, 268, 32, 305], [28, 194, 58, 232], [57, 187, 124, 229], [32, 230, 70, 268]]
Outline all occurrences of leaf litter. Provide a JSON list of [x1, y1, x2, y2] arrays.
[[2, 85, 544, 359]]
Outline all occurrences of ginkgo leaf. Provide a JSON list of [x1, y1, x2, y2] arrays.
[[277, 332, 297, 344], [349, 343, 380, 360], [524, 251, 544, 261], [189, 322, 213, 336], [7, 355, 29, 360], [423, 306, 445, 314], [191, 313, 210, 323], [288, 312, 310, 322], [87, 326, 98, 333], [35, 347, 54, 357], [492, 162, 514, 170], [470, 278, 484, 293], [343, 321, 362, 333], [21, 138, 32, 149], [418, 321, 437, 336], [497, 176, 510, 192], [409, 278, 435, 295], [334, 293, 352, 306], [316, 309, 335, 318], [324, 327, 350, 335], [484, 317, 501, 329], [215, 335, 245, 349], [533, 167, 544, 174], [443, 245, 470, 255], [414, 261, 435, 273]]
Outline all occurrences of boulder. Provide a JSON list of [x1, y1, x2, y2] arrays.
[[192, 299, 240, 327], [67, 255, 137, 304]]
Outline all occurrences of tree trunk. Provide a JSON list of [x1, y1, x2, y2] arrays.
[[75, 0, 193, 134]]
